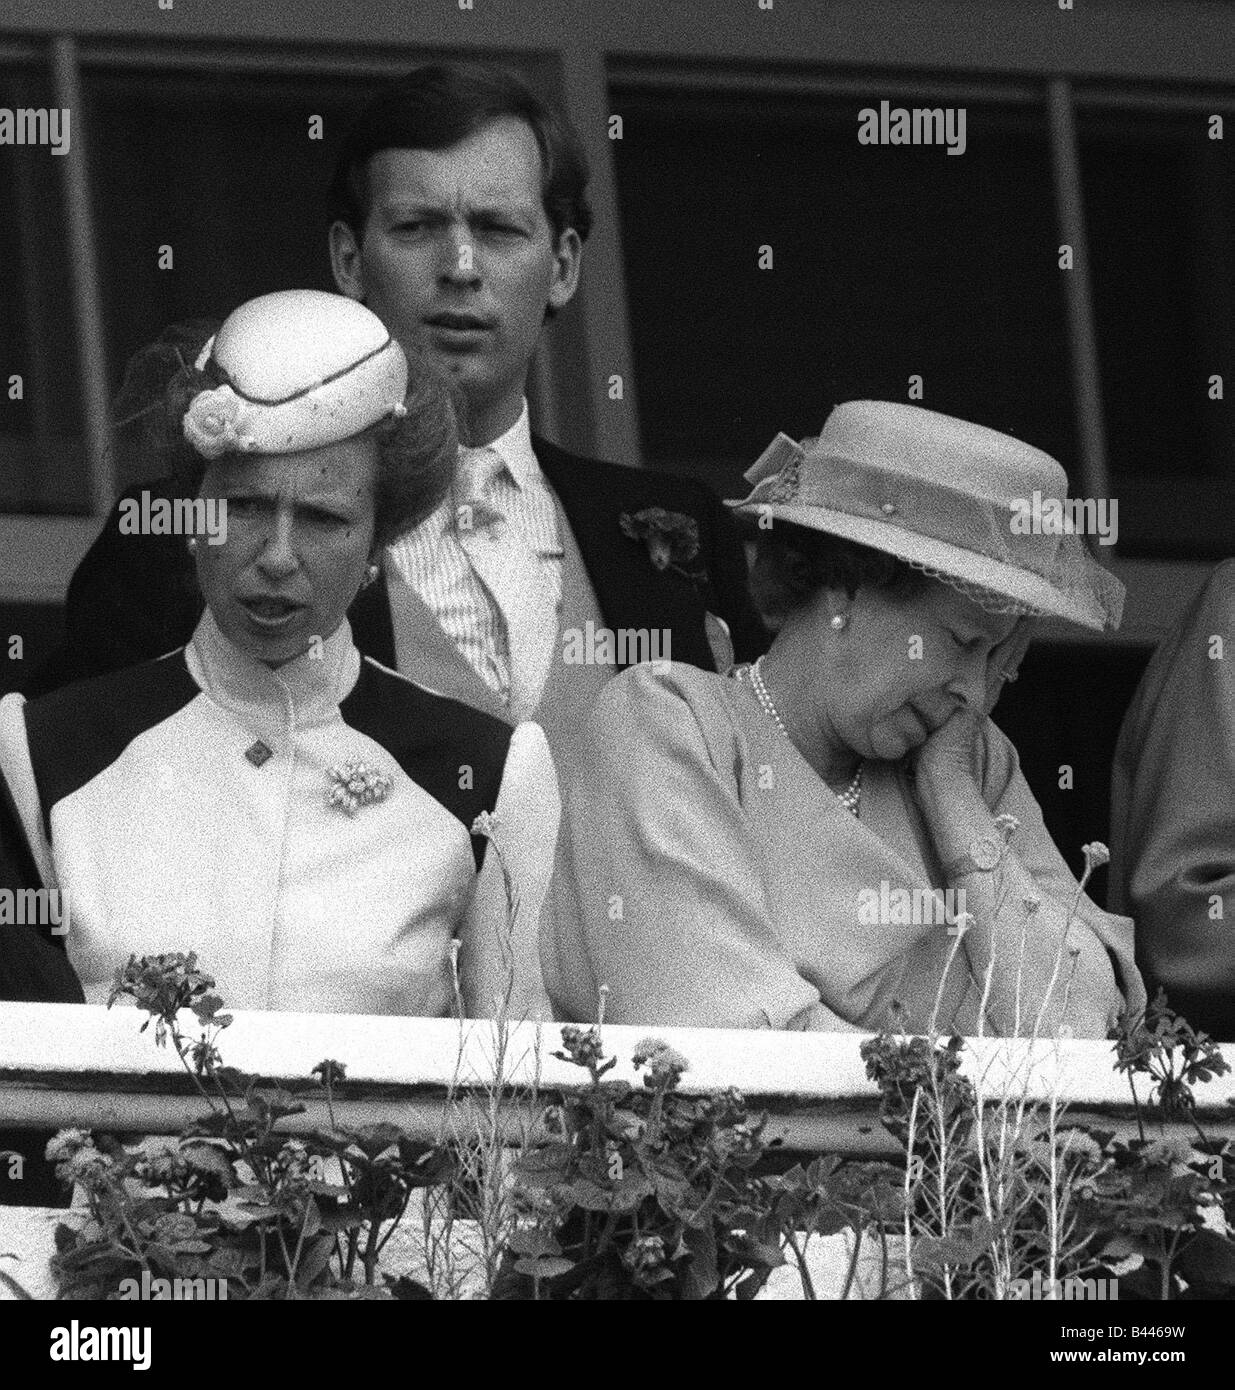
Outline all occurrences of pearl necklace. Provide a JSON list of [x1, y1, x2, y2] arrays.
[[744, 657, 863, 817]]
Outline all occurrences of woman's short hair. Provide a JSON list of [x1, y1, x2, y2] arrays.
[[748, 521, 930, 626], [154, 346, 457, 549]]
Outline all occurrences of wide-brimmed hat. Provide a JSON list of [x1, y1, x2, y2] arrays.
[[182, 290, 408, 460], [727, 401, 1124, 632]]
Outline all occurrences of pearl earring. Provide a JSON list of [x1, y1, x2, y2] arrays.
[[830, 614, 847, 631], [186, 537, 198, 556], [361, 562, 380, 589]]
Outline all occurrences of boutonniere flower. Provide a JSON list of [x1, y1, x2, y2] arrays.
[[182, 385, 255, 460], [619, 507, 707, 584]]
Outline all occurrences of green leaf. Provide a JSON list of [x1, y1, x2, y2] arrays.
[[558, 1179, 616, 1212], [678, 1225, 719, 1300], [180, 1143, 234, 1180], [1177, 1230, 1235, 1287], [735, 1268, 772, 1300], [506, 1228, 562, 1259], [316, 1210, 367, 1234], [513, 1256, 575, 1280], [1097, 1233, 1142, 1260], [348, 1123, 405, 1159], [293, 1233, 336, 1288], [296, 1199, 323, 1241], [722, 1232, 785, 1270]]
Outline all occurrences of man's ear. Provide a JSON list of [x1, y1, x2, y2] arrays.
[[546, 227, 583, 313], [329, 220, 366, 303]]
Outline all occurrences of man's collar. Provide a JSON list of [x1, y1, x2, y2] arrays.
[[479, 399, 541, 490]]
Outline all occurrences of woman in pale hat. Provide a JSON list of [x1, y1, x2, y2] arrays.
[[0, 290, 557, 1019], [542, 401, 1142, 1038]]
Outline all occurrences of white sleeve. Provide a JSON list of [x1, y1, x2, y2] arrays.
[[458, 720, 560, 1021], [0, 692, 55, 886]]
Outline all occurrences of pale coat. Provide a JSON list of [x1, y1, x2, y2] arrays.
[[543, 663, 1143, 1036], [0, 612, 558, 1018]]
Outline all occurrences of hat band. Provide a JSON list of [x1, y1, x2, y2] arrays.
[[733, 433, 1124, 629], [182, 338, 408, 460], [212, 336, 399, 407], [743, 436, 1066, 577]]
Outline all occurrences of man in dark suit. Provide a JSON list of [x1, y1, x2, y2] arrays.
[[31, 63, 766, 777]]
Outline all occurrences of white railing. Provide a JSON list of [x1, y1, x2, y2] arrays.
[[3, 1003, 1233, 1299], [4, 1001, 1234, 1151]]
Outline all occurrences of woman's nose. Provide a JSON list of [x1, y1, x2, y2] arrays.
[[256, 514, 299, 576], [950, 650, 989, 712]]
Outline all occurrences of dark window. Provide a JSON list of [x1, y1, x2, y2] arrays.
[[0, 63, 89, 514], [83, 66, 379, 491], [612, 84, 1075, 499], [1077, 103, 1235, 559]]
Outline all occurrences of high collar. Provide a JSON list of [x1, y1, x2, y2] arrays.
[[185, 607, 361, 731], [474, 398, 540, 492]]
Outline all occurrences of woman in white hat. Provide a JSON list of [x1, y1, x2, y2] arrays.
[[0, 290, 556, 1019], [542, 401, 1142, 1038]]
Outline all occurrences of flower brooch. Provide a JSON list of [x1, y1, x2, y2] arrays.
[[326, 760, 393, 816], [619, 507, 707, 585]]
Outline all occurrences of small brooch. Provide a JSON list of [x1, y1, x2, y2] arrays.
[[245, 740, 274, 768], [326, 760, 393, 816]]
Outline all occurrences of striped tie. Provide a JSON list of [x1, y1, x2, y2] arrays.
[[453, 447, 556, 720]]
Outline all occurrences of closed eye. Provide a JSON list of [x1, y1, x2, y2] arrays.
[[949, 630, 984, 653]]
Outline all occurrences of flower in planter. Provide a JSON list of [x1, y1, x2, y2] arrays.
[[312, 1059, 348, 1089], [622, 1233, 671, 1288], [1082, 841, 1110, 872], [556, 1023, 606, 1071], [632, 1037, 689, 1090], [45, 1129, 114, 1186]]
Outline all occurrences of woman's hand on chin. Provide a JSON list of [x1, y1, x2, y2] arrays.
[[912, 703, 984, 795]]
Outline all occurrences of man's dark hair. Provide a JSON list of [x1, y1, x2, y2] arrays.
[[327, 62, 593, 246]]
